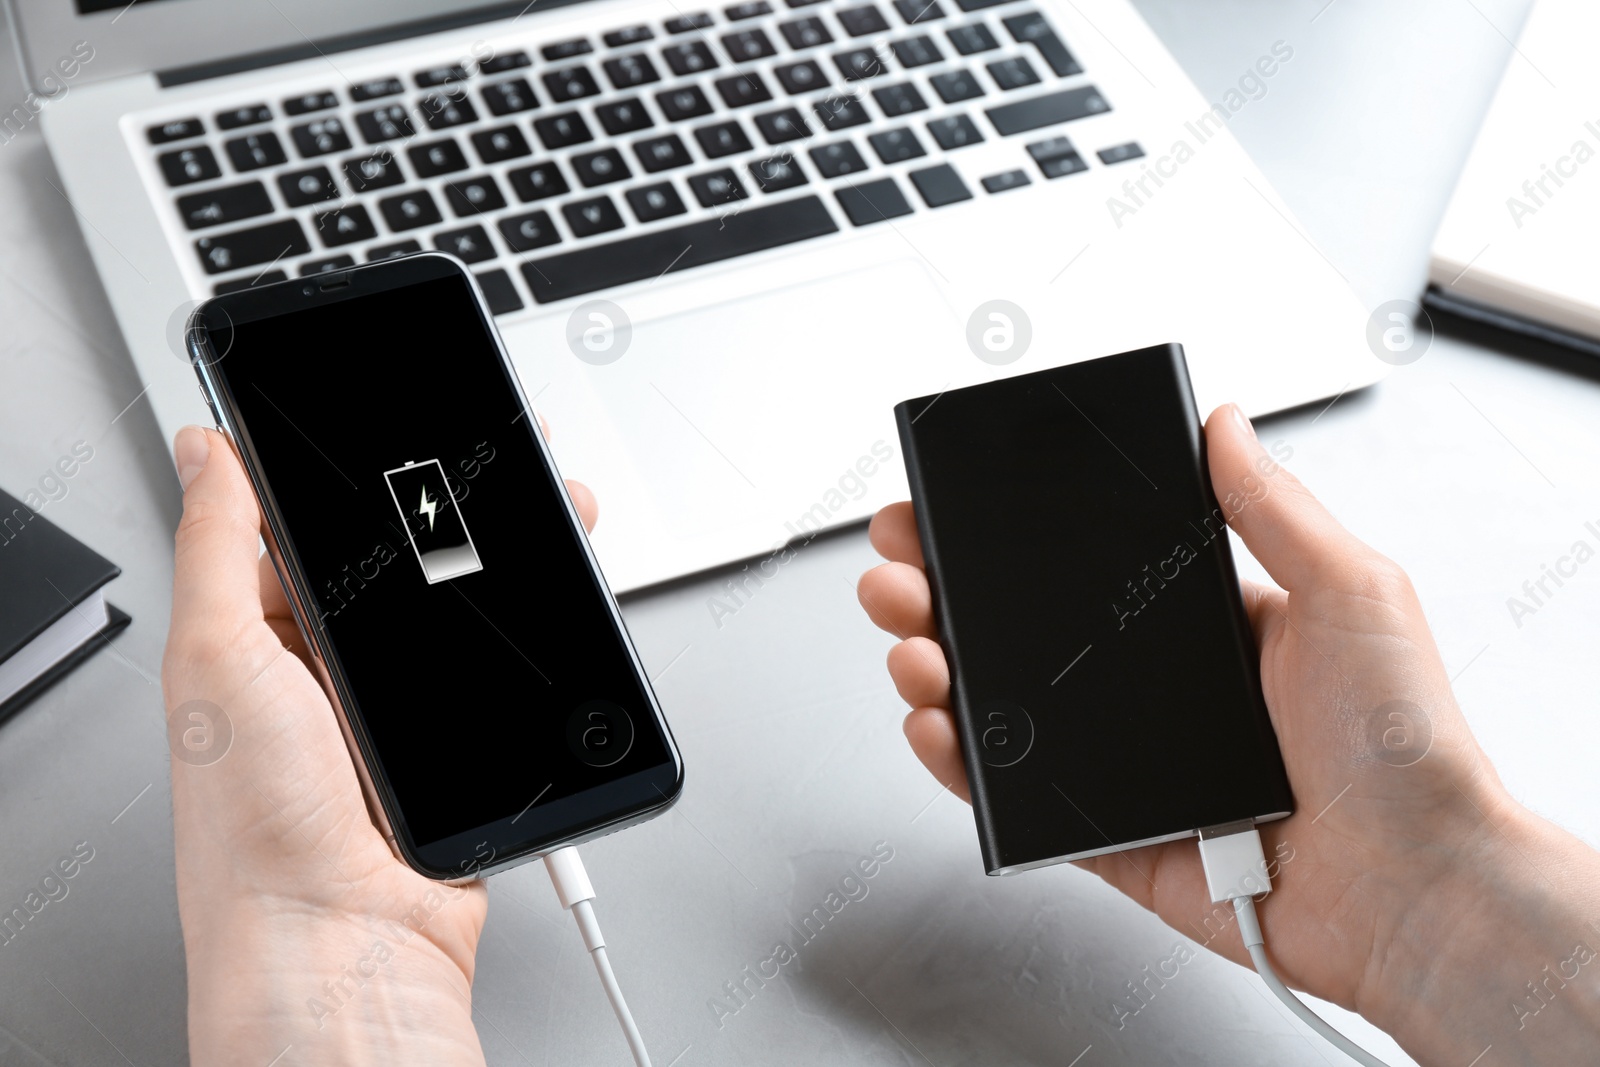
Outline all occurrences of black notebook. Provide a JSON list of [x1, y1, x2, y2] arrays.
[[0, 488, 130, 721], [895, 345, 1291, 875]]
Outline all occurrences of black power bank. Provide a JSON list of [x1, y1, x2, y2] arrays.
[[895, 344, 1293, 875]]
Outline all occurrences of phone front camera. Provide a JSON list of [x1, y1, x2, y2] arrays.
[[302, 285, 314, 296]]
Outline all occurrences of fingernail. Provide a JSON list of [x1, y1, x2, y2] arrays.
[[175, 426, 209, 491], [1230, 403, 1258, 441]]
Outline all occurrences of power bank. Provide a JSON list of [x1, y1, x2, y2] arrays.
[[895, 344, 1293, 875]]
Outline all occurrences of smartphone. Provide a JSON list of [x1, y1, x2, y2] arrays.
[[895, 344, 1292, 875], [186, 253, 683, 881]]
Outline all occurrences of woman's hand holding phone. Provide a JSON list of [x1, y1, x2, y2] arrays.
[[859, 404, 1600, 1067], [163, 422, 595, 1067]]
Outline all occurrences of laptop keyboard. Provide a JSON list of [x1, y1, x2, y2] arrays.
[[140, 0, 1139, 311]]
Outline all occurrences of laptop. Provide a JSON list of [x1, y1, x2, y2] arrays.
[[17, 0, 1381, 591], [1427, 0, 1600, 357]]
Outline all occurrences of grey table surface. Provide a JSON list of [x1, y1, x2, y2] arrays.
[[2, 1, 1591, 1064]]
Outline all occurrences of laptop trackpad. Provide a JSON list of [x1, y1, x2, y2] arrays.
[[596, 260, 964, 541]]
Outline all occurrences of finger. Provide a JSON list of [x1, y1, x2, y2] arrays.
[[258, 551, 291, 620], [1238, 577, 1288, 648], [539, 413, 551, 440], [857, 562, 937, 641], [566, 478, 598, 533], [904, 707, 970, 803], [887, 637, 949, 708], [169, 427, 265, 652], [1204, 405, 1376, 594], [868, 502, 924, 568]]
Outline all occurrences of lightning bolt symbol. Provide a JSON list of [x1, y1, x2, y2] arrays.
[[419, 486, 439, 531]]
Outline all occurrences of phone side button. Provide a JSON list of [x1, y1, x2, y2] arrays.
[[197, 383, 221, 427]]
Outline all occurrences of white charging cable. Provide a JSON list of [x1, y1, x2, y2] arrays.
[[1196, 823, 1393, 1067], [544, 846, 653, 1066]]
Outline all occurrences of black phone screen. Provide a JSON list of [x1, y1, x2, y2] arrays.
[[196, 261, 678, 874]]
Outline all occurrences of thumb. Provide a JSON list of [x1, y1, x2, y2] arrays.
[[1204, 404, 1374, 594], [168, 426, 264, 662]]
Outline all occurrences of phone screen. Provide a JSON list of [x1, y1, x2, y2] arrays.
[[195, 262, 679, 874]]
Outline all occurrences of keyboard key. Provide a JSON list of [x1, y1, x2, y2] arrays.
[[1097, 141, 1144, 165], [543, 38, 594, 60], [571, 148, 631, 187], [195, 219, 310, 274], [214, 271, 286, 295], [908, 162, 971, 206], [356, 104, 415, 143], [344, 152, 406, 191], [543, 66, 602, 101], [634, 133, 693, 172], [927, 114, 983, 149], [421, 92, 479, 129], [891, 35, 943, 66], [603, 25, 655, 46], [930, 69, 984, 102], [498, 209, 562, 251], [750, 155, 808, 191], [481, 51, 533, 74], [834, 48, 889, 80], [690, 168, 748, 207], [534, 111, 594, 149], [947, 23, 998, 54], [472, 124, 533, 162], [509, 162, 570, 201], [810, 140, 868, 177], [722, 29, 777, 61], [408, 138, 470, 176], [482, 78, 540, 115], [1003, 12, 1082, 76], [726, 0, 773, 19], [148, 118, 204, 144], [159, 146, 221, 186], [369, 240, 422, 260], [434, 224, 495, 263], [755, 107, 812, 143], [217, 104, 272, 130], [313, 204, 378, 246], [300, 255, 355, 275], [657, 85, 714, 121], [955, 0, 1010, 10], [813, 94, 870, 130], [291, 117, 351, 157], [835, 177, 912, 225], [176, 181, 272, 230], [379, 190, 443, 231], [284, 91, 338, 115], [1034, 151, 1086, 178], [987, 56, 1040, 91], [523, 195, 837, 301], [225, 132, 287, 171], [278, 165, 340, 206], [985, 84, 1107, 135], [663, 41, 719, 76], [350, 78, 404, 101], [694, 120, 753, 158], [1024, 135, 1075, 164], [665, 12, 715, 33], [872, 82, 928, 116], [563, 196, 626, 237], [838, 5, 890, 35], [786, 0, 827, 7], [475, 269, 524, 314], [596, 98, 654, 135], [415, 65, 468, 88], [981, 168, 1030, 192], [445, 174, 508, 215], [868, 127, 926, 163], [779, 16, 833, 48], [894, 0, 945, 22], [604, 53, 661, 89], [626, 182, 688, 222], [716, 72, 773, 108], [775, 59, 828, 94]]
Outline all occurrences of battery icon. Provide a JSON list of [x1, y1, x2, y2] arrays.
[[383, 458, 483, 583]]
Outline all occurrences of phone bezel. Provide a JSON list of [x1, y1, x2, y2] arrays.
[[184, 252, 683, 882]]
